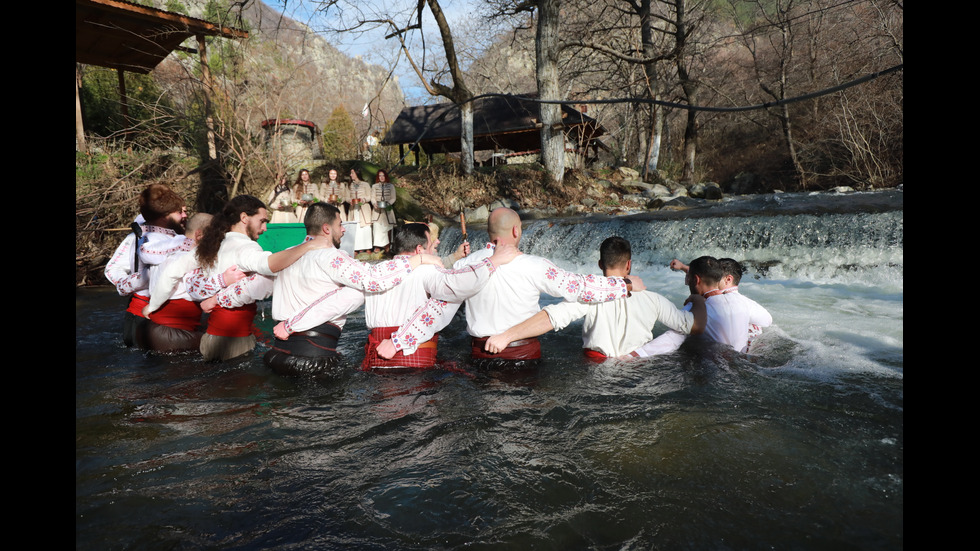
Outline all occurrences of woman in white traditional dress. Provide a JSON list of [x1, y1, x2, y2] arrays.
[[291, 168, 320, 222], [371, 169, 397, 253], [266, 174, 297, 223], [348, 168, 374, 254], [319, 168, 349, 222]]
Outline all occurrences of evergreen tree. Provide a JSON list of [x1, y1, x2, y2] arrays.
[[321, 105, 359, 160]]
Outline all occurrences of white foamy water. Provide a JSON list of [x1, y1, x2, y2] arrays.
[[440, 191, 904, 379]]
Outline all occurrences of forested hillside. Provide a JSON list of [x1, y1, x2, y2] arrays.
[[460, 0, 903, 191]]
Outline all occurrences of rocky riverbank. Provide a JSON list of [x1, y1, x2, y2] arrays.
[[391, 164, 881, 227]]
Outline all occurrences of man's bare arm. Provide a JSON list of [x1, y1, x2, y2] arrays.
[[484, 310, 555, 354]]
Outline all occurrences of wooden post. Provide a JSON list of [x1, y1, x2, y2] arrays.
[[117, 68, 130, 142], [76, 67, 87, 153], [197, 33, 218, 162]]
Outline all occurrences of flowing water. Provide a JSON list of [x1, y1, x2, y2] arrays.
[[76, 190, 903, 550]]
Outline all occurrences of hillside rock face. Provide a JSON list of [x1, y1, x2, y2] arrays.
[[161, 0, 405, 140]]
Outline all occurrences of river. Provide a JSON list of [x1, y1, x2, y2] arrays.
[[76, 190, 903, 550]]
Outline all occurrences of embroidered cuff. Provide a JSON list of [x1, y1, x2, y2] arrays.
[[390, 333, 405, 351], [482, 257, 496, 274]]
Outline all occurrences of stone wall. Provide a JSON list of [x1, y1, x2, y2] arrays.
[[263, 121, 323, 172]]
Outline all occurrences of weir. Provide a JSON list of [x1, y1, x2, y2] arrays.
[[442, 192, 903, 286]]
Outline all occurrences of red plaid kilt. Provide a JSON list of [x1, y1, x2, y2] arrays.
[[362, 326, 439, 370]]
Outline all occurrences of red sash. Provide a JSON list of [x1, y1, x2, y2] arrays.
[[470, 337, 541, 360], [583, 348, 607, 363], [205, 303, 257, 337], [363, 326, 439, 370], [148, 299, 203, 331], [126, 294, 149, 317]]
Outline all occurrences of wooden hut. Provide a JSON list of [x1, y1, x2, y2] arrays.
[[381, 94, 606, 167], [75, 0, 248, 153]]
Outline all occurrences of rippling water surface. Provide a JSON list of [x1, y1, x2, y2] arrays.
[[77, 191, 902, 550]]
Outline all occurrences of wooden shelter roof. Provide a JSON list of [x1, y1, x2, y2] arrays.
[[76, 0, 248, 73], [382, 95, 605, 154]]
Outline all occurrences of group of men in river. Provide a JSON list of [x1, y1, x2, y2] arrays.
[[105, 183, 772, 373]]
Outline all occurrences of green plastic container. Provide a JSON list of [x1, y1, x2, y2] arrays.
[[258, 223, 306, 253]]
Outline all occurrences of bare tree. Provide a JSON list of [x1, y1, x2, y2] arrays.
[[731, 0, 808, 187], [419, 0, 476, 174], [309, 0, 479, 174], [535, 0, 566, 182]]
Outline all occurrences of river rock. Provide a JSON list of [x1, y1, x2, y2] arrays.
[[464, 204, 490, 222], [647, 183, 673, 198], [725, 172, 765, 195], [617, 166, 640, 180], [656, 196, 705, 209], [690, 182, 724, 200]]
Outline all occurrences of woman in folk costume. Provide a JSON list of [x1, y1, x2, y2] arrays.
[[371, 169, 397, 253], [292, 168, 320, 222], [348, 168, 374, 254], [266, 173, 298, 223], [319, 168, 349, 222]]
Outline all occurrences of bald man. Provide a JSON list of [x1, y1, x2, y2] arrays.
[[453, 208, 645, 368]]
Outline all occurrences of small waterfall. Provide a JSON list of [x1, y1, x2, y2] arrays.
[[439, 193, 903, 289]]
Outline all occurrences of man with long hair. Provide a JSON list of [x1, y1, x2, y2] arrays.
[[192, 195, 326, 361], [135, 213, 231, 353]]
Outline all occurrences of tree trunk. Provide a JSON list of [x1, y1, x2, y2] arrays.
[[779, 102, 806, 188], [640, 0, 662, 178], [644, 105, 663, 178], [425, 0, 474, 175], [460, 101, 474, 173], [536, 0, 565, 184], [674, 0, 698, 184], [680, 88, 697, 183], [76, 67, 87, 153]]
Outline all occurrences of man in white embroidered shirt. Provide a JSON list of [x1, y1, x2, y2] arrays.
[[193, 195, 327, 362], [484, 236, 706, 362], [453, 208, 646, 368], [363, 223, 517, 370], [264, 204, 444, 376]]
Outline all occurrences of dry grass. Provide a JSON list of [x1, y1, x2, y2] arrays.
[[394, 163, 591, 216], [76, 147, 200, 286]]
